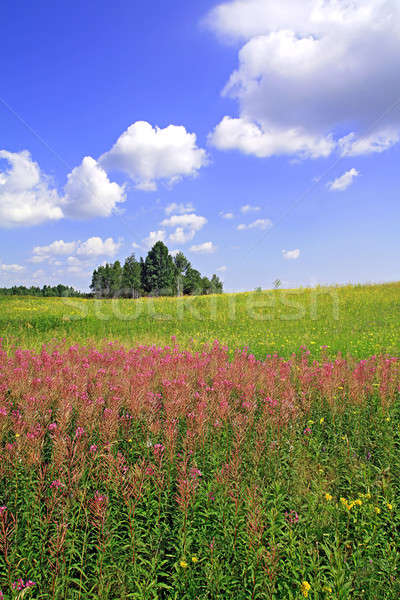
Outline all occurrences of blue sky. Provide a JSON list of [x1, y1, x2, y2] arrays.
[[1, 0, 399, 292]]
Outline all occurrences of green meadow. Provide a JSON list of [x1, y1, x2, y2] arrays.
[[1, 281, 399, 358]]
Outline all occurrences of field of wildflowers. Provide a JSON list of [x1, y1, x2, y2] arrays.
[[0, 282, 399, 359], [0, 337, 399, 599]]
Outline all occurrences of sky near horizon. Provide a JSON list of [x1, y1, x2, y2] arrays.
[[0, 0, 399, 292]]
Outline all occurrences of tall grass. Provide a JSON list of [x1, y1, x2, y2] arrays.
[[0, 282, 399, 358]]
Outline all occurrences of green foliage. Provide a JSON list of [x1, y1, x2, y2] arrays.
[[143, 241, 176, 295], [0, 284, 85, 297]]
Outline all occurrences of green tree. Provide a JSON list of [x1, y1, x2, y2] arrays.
[[201, 276, 212, 295], [173, 251, 191, 296], [143, 242, 175, 295], [122, 254, 142, 298], [210, 274, 223, 294], [109, 260, 123, 297], [183, 266, 202, 295]]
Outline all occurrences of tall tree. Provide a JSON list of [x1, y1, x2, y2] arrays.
[[122, 254, 142, 298], [143, 242, 175, 295], [174, 251, 191, 296], [210, 274, 223, 294], [183, 266, 202, 295], [110, 261, 123, 297]]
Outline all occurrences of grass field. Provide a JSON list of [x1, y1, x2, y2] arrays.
[[0, 281, 399, 358], [0, 282, 399, 599]]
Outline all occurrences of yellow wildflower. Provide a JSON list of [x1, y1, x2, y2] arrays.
[[320, 417, 325, 424], [191, 555, 198, 563], [387, 503, 393, 511], [323, 586, 333, 593], [325, 493, 333, 502], [180, 560, 188, 568], [355, 499, 362, 506], [301, 581, 311, 597], [375, 507, 381, 514]]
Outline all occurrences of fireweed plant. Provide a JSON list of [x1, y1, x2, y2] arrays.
[[0, 339, 399, 599]]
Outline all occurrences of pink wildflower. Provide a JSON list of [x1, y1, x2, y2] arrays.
[[50, 479, 65, 490]]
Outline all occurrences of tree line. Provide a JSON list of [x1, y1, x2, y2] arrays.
[[0, 284, 87, 297], [90, 241, 223, 298]]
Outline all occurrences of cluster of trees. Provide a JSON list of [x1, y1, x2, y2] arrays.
[[0, 284, 86, 297], [90, 241, 223, 298]]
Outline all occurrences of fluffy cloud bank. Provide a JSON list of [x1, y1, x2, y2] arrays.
[[100, 121, 208, 191], [0, 121, 207, 228], [207, 0, 400, 159]]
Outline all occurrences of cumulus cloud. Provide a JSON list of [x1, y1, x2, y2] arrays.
[[190, 241, 217, 254], [282, 249, 300, 260], [237, 218, 272, 230], [217, 265, 227, 272], [241, 204, 260, 213], [328, 168, 360, 191], [0, 150, 63, 228], [210, 116, 334, 159], [219, 211, 234, 219], [0, 262, 25, 273], [31, 237, 121, 266], [143, 230, 166, 249], [165, 202, 195, 215], [76, 237, 121, 258], [31, 240, 78, 263], [161, 213, 207, 245], [100, 121, 208, 191], [161, 213, 207, 231], [207, 0, 400, 159], [63, 156, 126, 219]]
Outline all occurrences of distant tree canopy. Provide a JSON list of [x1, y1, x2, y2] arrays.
[[0, 284, 85, 297], [90, 242, 223, 298]]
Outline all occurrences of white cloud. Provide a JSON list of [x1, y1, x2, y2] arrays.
[[31, 240, 78, 263], [161, 213, 207, 231], [30, 237, 121, 266], [76, 237, 121, 258], [237, 218, 272, 230], [161, 213, 207, 245], [282, 249, 300, 260], [219, 211, 234, 219], [190, 241, 217, 254], [0, 262, 25, 273], [100, 121, 208, 191], [168, 227, 196, 244], [241, 204, 260, 213], [63, 156, 126, 219], [207, 0, 400, 158], [328, 168, 360, 191], [143, 230, 166, 249], [217, 265, 227, 272], [339, 130, 400, 156], [0, 150, 63, 228], [165, 202, 194, 215], [210, 116, 334, 159]]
